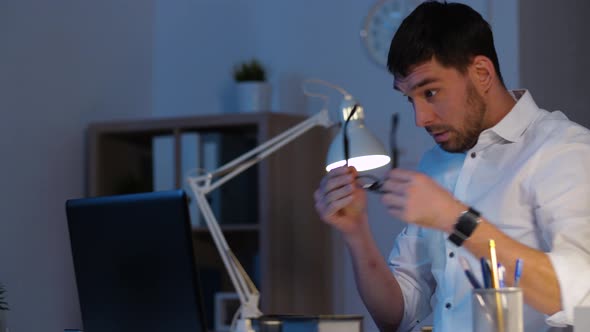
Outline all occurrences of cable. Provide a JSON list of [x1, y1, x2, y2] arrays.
[[302, 78, 351, 97], [390, 112, 399, 169], [230, 306, 241, 332], [302, 79, 353, 123], [343, 104, 358, 166]]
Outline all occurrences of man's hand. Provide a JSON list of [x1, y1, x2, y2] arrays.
[[379, 168, 465, 232], [314, 166, 368, 235]]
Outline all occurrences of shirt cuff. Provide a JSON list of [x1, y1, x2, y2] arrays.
[[546, 244, 590, 327]]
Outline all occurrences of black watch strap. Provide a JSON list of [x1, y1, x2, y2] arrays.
[[448, 207, 481, 247]]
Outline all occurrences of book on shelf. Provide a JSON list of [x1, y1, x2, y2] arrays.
[[253, 314, 363, 332]]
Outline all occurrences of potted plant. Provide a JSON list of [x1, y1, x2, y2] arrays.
[[0, 283, 8, 332], [233, 59, 271, 112]]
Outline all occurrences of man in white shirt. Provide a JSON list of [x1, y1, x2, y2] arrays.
[[314, 2, 590, 331]]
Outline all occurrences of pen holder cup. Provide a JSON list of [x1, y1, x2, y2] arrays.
[[472, 287, 523, 332]]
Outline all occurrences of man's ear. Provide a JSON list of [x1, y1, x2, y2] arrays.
[[470, 55, 495, 93]]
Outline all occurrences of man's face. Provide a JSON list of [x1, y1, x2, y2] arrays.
[[394, 58, 487, 153]]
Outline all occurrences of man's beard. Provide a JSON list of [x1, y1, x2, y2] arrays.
[[427, 82, 486, 153]]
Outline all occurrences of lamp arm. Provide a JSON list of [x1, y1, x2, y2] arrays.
[[191, 109, 333, 194], [191, 190, 252, 304], [185, 109, 333, 324]]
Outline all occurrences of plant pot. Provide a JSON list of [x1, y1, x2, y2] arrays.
[[236, 82, 271, 112]]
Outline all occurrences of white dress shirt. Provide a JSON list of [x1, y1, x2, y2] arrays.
[[388, 90, 590, 332]]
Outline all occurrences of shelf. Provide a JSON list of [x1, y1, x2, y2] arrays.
[[86, 112, 333, 321], [191, 224, 260, 233]]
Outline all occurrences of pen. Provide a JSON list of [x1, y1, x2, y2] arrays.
[[480, 257, 491, 288], [460, 256, 482, 289], [497, 263, 505, 288], [514, 258, 524, 287], [489, 239, 500, 289]]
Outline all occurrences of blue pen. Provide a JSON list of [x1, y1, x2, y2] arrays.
[[514, 258, 524, 287], [480, 257, 491, 288], [460, 256, 482, 289], [497, 263, 506, 288]]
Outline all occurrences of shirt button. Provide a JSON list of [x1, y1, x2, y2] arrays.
[[471, 152, 477, 158], [449, 252, 455, 258], [445, 302, 452, 309]]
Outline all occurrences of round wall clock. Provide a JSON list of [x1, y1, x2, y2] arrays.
[[360, 0, 422, 69]]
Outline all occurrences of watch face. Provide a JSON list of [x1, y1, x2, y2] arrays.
[[360, 0, 422, 68]]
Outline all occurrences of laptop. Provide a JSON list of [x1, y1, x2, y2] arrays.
[[66, 190, 207, 332]]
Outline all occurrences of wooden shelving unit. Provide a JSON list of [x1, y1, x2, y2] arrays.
[[86, 112, 334, 328]]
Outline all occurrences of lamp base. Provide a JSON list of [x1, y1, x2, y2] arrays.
[[234, 318, 255, 332]]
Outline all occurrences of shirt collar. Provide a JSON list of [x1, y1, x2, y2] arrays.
[[487, 89, 541, 143]]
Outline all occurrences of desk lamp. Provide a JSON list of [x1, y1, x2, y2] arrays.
[[185, 79, 390, 332]]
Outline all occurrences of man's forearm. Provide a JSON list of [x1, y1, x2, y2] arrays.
[[464, 220, 562, 314], [343, 222, 405, 331]]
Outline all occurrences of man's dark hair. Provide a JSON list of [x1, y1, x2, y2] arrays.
[[387, 1, 504, 86]]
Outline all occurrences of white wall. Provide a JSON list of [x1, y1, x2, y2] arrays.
[[0, 0, 153, 330], [520, 0, 590, 128], [153, 1, 258, 117], [0, 0, 533, 330], [153, 1, 519, 331]]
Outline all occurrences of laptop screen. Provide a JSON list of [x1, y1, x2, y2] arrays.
[[66, 190, 207, 332]]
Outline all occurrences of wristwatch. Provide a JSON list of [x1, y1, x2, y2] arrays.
[[448, 207, 481, 246]]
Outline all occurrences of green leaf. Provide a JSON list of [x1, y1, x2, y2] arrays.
[[0, 283, 9, 311], [233, 58, 267, 82]]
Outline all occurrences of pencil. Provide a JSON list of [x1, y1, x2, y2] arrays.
[[489, 239, 500, 289], [489, 239, 504, 332]]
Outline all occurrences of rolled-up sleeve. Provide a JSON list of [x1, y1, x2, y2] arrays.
[[545, 224, 590, 326], [388, 224, 436, 332], [530, 141, 590, 326]]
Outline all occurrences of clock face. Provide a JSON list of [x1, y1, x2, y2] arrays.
[[361, 0, 422, 69]]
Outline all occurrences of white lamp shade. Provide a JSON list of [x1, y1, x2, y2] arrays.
[[325, 121, 391, 172]]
